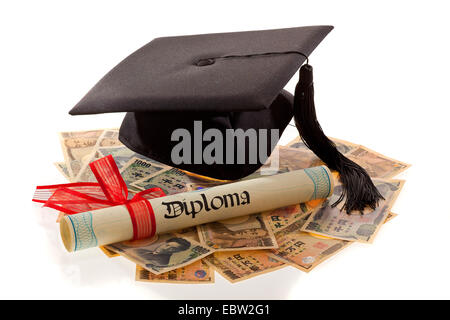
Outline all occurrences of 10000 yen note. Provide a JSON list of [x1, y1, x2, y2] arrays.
[[204, 250, 285, 283], [269, 214, 350, 272], [262, 187, 331, 234], [136, 259, 214, 284], [106, 233, 214, 275], [269, 211, 398, 272], [286, 137, 409, 179], [198, 214, 278, 251], [286, 136, 359, 155], [263, 146, 322, 172], [75, 130, 122, 182], [286, 136, 360, 155], [264, 204, 308, 232], [242, 146, 321, 181], [59, 130, 104, 179], [120, 157, 170, 193], [301, 179, 405, 243], [345, 145, 410, 179]]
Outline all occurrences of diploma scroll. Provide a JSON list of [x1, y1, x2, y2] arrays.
[[60, 166, 334, 252]]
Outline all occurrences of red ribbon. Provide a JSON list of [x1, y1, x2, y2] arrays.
[[32, 155, 166, 240]]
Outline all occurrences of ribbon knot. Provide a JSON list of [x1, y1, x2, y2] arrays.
[[33, 155, 166, 240]]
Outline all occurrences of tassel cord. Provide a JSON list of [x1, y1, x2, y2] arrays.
[[293, 64, 384, 213]]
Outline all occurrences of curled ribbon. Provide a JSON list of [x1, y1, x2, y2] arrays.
[[32, 155, 166, 240]]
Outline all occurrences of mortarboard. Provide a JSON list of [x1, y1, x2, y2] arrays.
[[69, 26, 383, 213]]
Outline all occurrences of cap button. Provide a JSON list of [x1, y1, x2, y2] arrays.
[[196, 58, 215, 66]]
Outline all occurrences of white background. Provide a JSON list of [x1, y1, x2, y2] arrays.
[[1, 0, 449, 299]]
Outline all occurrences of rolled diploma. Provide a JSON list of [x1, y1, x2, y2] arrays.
[[60, 166, 333, 252]]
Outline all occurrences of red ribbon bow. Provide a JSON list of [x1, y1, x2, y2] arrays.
[[32, 155, 166, 240]]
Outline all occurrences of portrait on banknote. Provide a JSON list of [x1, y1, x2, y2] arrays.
[[107, 233, 213, 274], [134, 237, 191, 267]]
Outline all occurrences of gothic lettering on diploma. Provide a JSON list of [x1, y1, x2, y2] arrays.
[[162, 191, 250, 219]]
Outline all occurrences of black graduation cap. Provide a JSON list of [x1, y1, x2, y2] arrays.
[[70, 26, 383, 213]]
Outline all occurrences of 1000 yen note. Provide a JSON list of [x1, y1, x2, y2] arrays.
[[120, 157, 170, 193], [59, 130, 104, 179], [106, 233, 214, 275], [198, 214, 278, 251], [204, 250, 285, 283], [301, 179, 405, 243], [136, 259, 214, 284], [345, 145, 410, 179]]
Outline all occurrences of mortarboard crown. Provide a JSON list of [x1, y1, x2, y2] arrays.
[[69, 26, 383, 213]]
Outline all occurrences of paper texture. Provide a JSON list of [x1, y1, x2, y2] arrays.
[[197, 213, 278, 251], [60, 166, 334, 252]]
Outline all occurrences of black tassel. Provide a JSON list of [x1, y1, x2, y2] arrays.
[[293, 64, 384, 213]]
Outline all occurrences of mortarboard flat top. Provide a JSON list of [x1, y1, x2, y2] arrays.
[[70, 26, 333, 115]]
